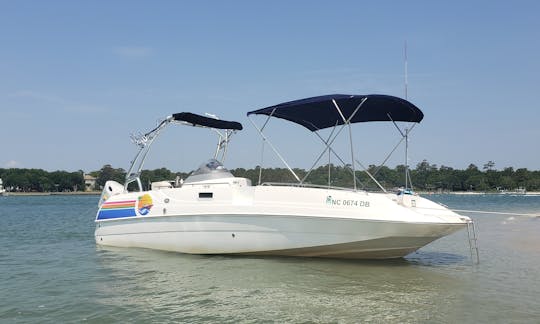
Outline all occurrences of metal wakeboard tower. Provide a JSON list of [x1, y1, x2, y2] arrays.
[[247, 94, 423, 192], [125, 112, 243, 192]]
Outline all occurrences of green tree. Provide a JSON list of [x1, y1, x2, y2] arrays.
[[483, 160, 495, 171], [514, 168, 529, 187], [96, 165, 126, 188]]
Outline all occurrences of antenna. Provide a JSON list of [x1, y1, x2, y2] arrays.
[[404, 40, 408, 100], [404, 41, 412, 190]]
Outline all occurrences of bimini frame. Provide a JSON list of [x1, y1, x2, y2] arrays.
[[247, 94, 423, 192], [125, 112, 242, 192]]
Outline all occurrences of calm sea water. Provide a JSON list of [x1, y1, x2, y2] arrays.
[[1, 194, 539, 323]]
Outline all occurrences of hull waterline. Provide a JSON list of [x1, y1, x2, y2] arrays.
[[95, 213, 466, 259]]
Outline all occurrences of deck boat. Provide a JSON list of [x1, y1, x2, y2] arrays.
[[95, 95, 476, 259]]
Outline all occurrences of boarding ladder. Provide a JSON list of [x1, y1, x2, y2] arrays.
[[466, 220, 480, 264]]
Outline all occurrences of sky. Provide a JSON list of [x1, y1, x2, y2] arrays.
[[1, 1, 539, 173]]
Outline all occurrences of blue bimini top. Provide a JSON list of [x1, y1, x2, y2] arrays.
[[247, 94, 423, 131], [173, 112, 243, 130]]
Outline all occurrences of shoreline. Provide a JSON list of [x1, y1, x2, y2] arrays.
[[3, 191, 540, 197], [3, 191, 100, 196], [419, 191, 540, 196]]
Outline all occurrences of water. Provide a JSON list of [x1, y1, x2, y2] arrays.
[[1, 194, 539, 323]]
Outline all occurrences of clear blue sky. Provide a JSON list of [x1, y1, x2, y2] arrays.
[[1, 1, 539, 173]]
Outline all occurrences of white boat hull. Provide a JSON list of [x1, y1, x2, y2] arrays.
[[96, 213, 465, 259]]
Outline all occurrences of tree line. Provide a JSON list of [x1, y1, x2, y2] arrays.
[[0, 169, 85, 192], [234, 160, 540, 192], [1, 160, 539, 192]]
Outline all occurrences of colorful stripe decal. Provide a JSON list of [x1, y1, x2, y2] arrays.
[[101, 200, 136, 209], [97, 199, 137, 220]]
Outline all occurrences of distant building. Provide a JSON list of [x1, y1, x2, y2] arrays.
[[84, 174, 97, 191], [0, 178, 5, 195]]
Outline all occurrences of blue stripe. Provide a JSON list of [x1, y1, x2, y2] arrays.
[[97, 208, 137, 220]]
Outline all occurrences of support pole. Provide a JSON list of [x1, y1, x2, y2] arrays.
[[258, 140, 265, 185], [328, 139, 331, 187], [248, 116, 301, 183], [348, 122, 356, 191], [387, 113, 416, 190], [256, 111, 275, 185], [405, 127, 409, 189], [300, 123, 339, 184], [332, 98, 366, 191], [312, 132, 365, 189]]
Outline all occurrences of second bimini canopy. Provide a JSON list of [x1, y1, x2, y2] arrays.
[[247, 94, 423, 131], [173, 112, 243, 130], [126, 112, 242, 192]]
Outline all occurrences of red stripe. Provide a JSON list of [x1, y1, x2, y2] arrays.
[[104, 200, 136, 206]]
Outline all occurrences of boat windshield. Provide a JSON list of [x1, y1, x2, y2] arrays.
[[184, 159, 234, 183]]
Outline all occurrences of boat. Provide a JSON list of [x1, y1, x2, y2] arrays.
[[0, 178, 6, 196], [95, 95, 476, 259]]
